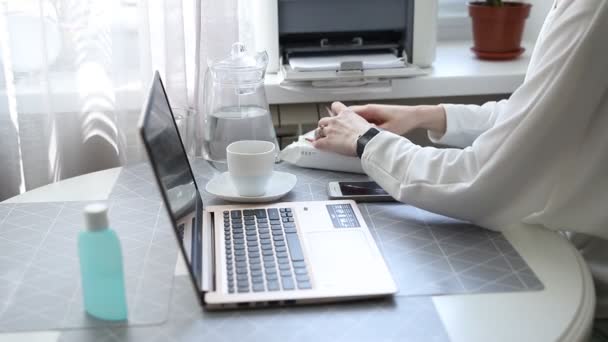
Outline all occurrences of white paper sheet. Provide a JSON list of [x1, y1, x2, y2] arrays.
[[289, 53, 405, 72]]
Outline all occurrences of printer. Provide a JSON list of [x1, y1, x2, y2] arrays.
[[250, 0, 437, 88]]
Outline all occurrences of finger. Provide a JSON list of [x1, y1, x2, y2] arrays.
[[324, 106, 336, 117], [331, 101, 348, 114], [311, 137, 330, 150], [350, 104, 380, 122], [318, 117, 332, 127]]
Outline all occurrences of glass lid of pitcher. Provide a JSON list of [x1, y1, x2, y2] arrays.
[[209, 42, 268, 86]]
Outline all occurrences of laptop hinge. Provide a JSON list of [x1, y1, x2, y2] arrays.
[[201, 210, 215, 293]]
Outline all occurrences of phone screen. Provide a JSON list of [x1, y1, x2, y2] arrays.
[[339, 182, 389, 196]]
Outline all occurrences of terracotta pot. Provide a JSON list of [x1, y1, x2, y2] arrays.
[[468, 1, 532, 60]]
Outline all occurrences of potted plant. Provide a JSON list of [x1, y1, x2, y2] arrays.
[[469, 0, 532, 60]]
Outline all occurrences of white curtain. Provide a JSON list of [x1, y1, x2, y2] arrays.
[[0, 0, 243, 201]]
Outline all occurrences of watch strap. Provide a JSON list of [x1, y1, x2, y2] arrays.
[[356, 127, 381, 158]]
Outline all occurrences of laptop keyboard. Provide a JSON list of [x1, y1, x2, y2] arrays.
[[223, 208, 312, 294]]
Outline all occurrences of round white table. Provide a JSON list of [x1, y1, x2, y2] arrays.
[[0, 167, 596, 342]]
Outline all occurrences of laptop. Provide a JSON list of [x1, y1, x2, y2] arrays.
[[139, 71, 397, 309]]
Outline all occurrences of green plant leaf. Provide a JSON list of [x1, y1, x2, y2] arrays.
[[487, 0, 504, 6]]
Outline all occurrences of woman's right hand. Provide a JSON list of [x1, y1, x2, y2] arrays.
[[349, 104, 447, 137]]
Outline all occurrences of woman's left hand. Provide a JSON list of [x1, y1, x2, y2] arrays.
[[311, 101, 374, 157]]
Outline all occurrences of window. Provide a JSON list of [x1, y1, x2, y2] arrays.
[[437, 0, 471, 41]]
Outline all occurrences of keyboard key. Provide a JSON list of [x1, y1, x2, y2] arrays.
[[237, 274, 248, 281], [275, 241, 285, 247], [266, 273, 278, 280], [249, 258, 261, 264], [279, 263, 291, 271], [297, 281, 312, 289], [248, 252, 260, 258], [250, 264, 262, 271], [270, 220, 281, 226], [284, 208, 292, 212], [262, 249, 273, 256], [294, 268, 307, 275], [280, 208, 286, 213], [260, 239, 272, 245], [296, 274, 309, 282], [231, 210, 241, 219], [281, 212, 288, 218], [232, 223, 242, 229], [264, 262, 276, 269], [263, 255, 274, 262], [276, 251, 288, 258], [253, 283, 265, 292], [258, 228, 269, 234], [284, 228, 297, 234], [277, 257, 289, 264], [285, 233, 305, 261], [257, 219, 268, 224], [223, 211, 230, 216], [236, 261, 247, 268], [260, 233, 271, 239], [275, 246, 287, 252], [254, 209, 267, 218], [292, 261, 306, 268], [283, 222, 296, 228], [233, 233, 244, 239], [272, 230, 283, 236], [243, 210, 254, 217], [286, 212, 293, 217], [281, 277, 295, 290], [236, 267, 248, 274], [268, 208, 280, 220], [280, 269, 292, 277], [235, 250, 245, 256], [247, 235, 257, 241], [228, 288, 235, 293], [252, 275, 264, 283], [267, 280, 280, 291], [235, 255, 246, 262], [247, 247, 258, 253], [237, 287, 249, 293], [247, 241, 259, 247], [257, 223, 269, 229], [273, 236, 285, 242], [261, 244, 272, 250], [246, 230, 257, 236]]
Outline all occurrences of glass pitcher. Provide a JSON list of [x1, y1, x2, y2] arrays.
[[202, 42, 278, 168]]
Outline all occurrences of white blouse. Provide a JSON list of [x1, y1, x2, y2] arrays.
[[360, 0, 608, 315], [362, 0, 607, 240]]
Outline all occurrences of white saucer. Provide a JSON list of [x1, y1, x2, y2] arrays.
[[205, 171, 297, 203]]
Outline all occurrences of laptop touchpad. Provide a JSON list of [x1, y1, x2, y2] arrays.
[[306, 231, 378, 288]]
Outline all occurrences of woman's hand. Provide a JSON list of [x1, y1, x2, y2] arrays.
[[349, 104, 447, 137], [311, 102, 374, 157]]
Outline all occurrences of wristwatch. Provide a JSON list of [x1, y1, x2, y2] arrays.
[[356, 127, 381, 158]]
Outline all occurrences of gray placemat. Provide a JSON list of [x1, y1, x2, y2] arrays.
[[194, 160, 543, 296], [57, 276, 449, 342], [0, 174, 177, 331]]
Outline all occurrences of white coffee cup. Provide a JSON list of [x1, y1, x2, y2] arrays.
[[226, 140, 275, 197]]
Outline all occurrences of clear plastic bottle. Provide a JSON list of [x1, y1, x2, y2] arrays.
[[78, 203, 128, 320]]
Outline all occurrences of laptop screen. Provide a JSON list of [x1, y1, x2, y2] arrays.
[[139, 72, 203, 289]]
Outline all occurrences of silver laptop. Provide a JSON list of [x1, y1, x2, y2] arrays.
[[139, 72, 396, 309]]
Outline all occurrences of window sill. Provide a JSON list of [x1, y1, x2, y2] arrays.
[[265, 40, 532, 104]]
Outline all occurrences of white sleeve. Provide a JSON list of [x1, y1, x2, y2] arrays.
[[428, 101, 508, 148], [361, 0, 607, 231]]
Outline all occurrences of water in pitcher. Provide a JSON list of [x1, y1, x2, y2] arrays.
[[204, 105, 277, 166]]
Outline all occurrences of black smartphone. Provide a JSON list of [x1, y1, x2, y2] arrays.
[[327, 181, 395, 202]]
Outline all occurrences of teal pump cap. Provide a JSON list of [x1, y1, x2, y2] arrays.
[[84, 203, 109, 231]]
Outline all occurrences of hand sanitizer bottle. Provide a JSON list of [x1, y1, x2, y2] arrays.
[[78, 203, 128, 321]]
